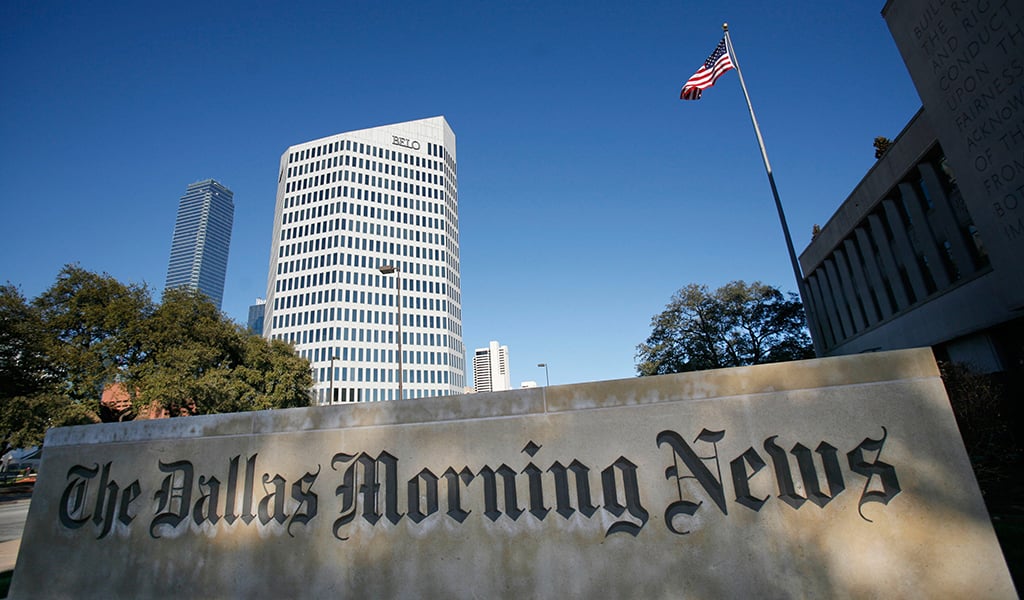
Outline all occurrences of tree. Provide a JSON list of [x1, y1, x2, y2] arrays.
[[130, 287, 313, 416], [0, 392, 99, 449], [129, 287, 241, 416], [33, 265, 152, 404], [636, 281, 813, 376], [0, 285, 51, 400], [0, 282, 102, 450], [229, 335, 316, 412], [0, 267, 314, 447]]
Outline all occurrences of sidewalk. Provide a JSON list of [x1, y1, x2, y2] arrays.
[[0, 539, 18, 572]]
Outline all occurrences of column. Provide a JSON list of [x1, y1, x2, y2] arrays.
[[898, 181, 951, 290], [854, 225, 896, 318], [832, 248, 867, 332], [865, 214, 911, 311], [823, 258, 854, 341], [842, 238, 879, 324], [918, 161, 974, 277], [805, 272, 836, 349], [881, 199, 929, 302]]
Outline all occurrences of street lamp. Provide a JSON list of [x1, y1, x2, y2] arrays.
[[537, 363, 550, 410], [379, 264, 403, 400], [329, 354, 337, 404]]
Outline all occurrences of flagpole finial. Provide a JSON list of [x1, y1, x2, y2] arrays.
[[722, 22, 729, 32]]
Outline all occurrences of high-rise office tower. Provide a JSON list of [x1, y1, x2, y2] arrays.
[[473, 340, 510, 393], [264, 116, 464, 404], [247, 298, 266, 335], [165, 179, 234, 309]]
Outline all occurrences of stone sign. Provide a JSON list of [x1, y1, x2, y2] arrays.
[[10, 348, 1016, 598]]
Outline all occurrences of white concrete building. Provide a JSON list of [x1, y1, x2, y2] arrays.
[[798, 2, 1024, 374], [264, 116, 464, 403], [473, 341, 511, 393]]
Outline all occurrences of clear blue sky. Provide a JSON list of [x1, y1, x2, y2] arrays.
[[0, 1, 921, 387]]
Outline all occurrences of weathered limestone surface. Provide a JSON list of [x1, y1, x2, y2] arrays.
[[10, 348, 1016, 598]]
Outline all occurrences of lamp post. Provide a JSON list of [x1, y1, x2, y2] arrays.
[[537, 363, 550, 411], [537, 363, 550, 387], [329, 354, 337, 404], [379, 265, 403, 400]]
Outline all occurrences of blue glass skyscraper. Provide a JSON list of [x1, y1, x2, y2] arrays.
[[165, 179, 234, 309]]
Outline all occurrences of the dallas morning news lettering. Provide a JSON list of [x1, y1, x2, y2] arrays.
[[57, 427, 900, 541]]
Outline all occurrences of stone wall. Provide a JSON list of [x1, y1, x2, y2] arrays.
[[10, 348, 1016, 598]]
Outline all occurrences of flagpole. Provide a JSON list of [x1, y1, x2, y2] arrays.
[[722, 23, 823, 356]]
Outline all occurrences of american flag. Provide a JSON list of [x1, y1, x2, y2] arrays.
[[680, 38, 734, 100]]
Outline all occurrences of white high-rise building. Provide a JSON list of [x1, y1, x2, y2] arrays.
[[264, 116, 464, 404], [473, 341, 510, 393]]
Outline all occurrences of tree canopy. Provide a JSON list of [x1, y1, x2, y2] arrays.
[[0, 265, 312, 448], [636, 281, 814, 376]]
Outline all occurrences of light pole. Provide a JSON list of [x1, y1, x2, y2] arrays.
[[537, 363, 550, 411], [329, 354, 337, 404], [379, 264, 403, 400]]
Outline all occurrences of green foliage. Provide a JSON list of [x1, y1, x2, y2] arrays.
[[130, 287, 238, 414], [0, 283, 99, 449], [0, 285, 51, 399], [232, 336, 317, 411], [0, 393, 99, 449], [33, 265, 152, 403], [0, 266, 313, 447], [636, 281, 813, 375], [130, 288, 313, 415]]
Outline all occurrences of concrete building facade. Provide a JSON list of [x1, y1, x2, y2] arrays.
[[798, 1, 1024, 372], [165, 179, 234, 309], [263, 116, 465, 404]]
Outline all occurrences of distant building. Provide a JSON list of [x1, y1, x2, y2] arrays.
[[798, 2, 1024, 372], [100, 383, 188, 421], [520, 381, 538, 389], [165, 179, 234, 309], [248, 299, 266, 335], [263, 117, 464, 404], [473, 341, 511, 393]]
